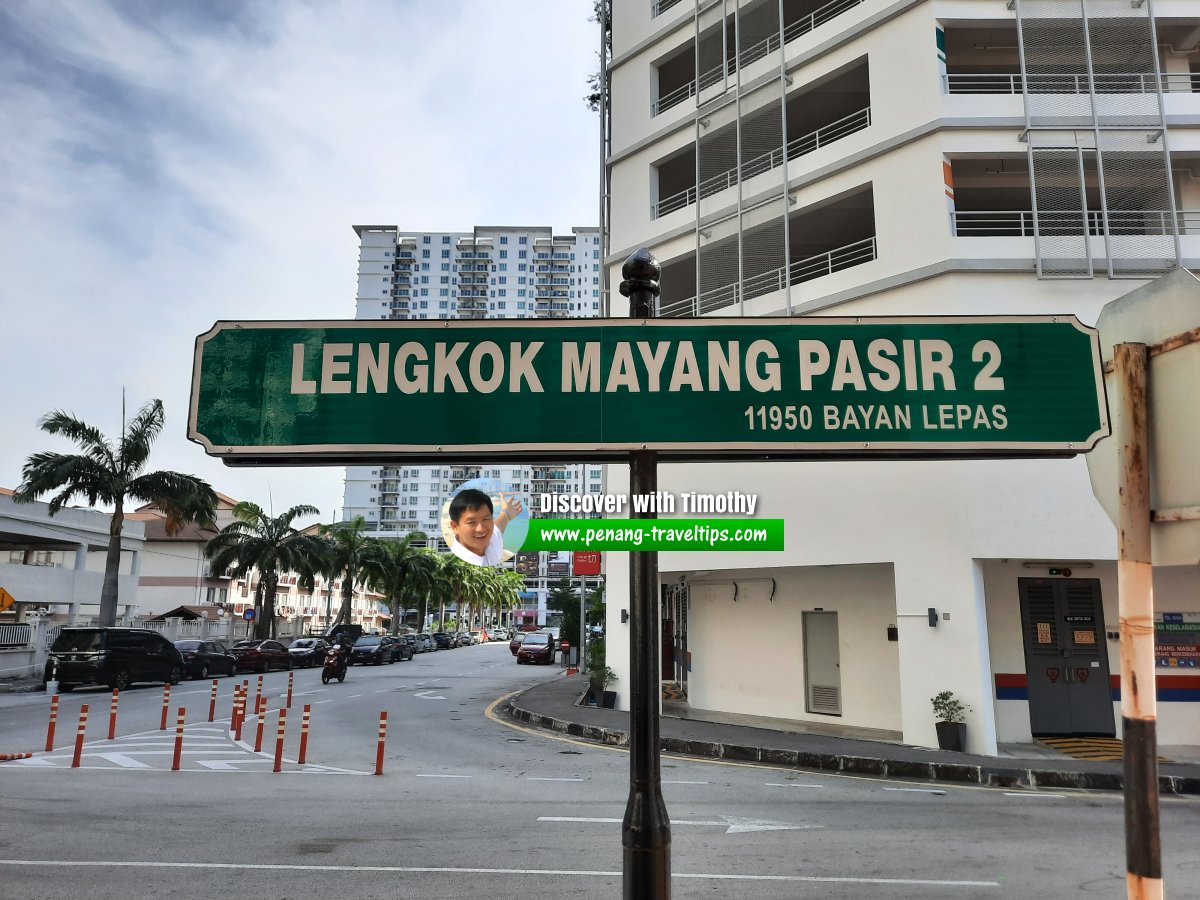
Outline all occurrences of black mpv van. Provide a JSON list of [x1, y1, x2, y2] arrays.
[[45, 627, 185, 692]]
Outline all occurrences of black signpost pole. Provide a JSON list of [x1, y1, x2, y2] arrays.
[[620, 249, 671, 900]]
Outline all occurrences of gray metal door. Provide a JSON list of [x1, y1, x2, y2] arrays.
[[1019, 578, 1114, 736], [803, 611, 841, 715]]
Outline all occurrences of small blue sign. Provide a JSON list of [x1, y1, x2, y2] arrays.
[[242, 609, 256, 621]]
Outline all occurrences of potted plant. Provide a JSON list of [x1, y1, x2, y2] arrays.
[[585, 637, 618, 708], [931, 690, 969, 751]]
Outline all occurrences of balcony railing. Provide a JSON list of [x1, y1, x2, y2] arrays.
[[651, 0, 683, 17], [952, 209, 1200, 237], [652, 107, 871, 218], [659, 236, 877, 317], [943, 71, 1200, 95], [651, 0, 867, 116]]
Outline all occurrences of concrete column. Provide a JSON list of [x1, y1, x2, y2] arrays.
[[74, 544, 88, 571], [893, 555, 998, 756]]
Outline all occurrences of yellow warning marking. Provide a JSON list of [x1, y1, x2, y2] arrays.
[[1038, 737, 1172, 763]]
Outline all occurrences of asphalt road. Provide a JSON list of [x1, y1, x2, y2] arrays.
[[2, 641, 1199, 899]]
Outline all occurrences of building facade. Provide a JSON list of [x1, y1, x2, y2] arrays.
[[603, 0, 1200, 753], [343, 226, 607, 623]]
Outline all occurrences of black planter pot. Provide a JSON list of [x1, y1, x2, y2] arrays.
[[935, 720, 966, 752], [600, 690, 617, 709]]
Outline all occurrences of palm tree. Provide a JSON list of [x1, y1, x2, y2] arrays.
[[322, 516, 375, 627], [428, 552, 469, 632], [204, 502, 324, 639], [14, 399, 218, 626], [362, 533, 437, 635]]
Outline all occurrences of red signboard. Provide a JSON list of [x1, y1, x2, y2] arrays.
[[573, 551, 601, 576]]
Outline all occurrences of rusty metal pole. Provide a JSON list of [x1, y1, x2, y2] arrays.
[[620, 248, 671, 900], [1114, 343, 1161, 900]]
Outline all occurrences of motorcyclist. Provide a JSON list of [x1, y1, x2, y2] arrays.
[[326, 640, 351, 678]]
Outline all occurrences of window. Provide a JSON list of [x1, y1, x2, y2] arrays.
[[422, 249, 430, 258], [519, 236, 527, 244], [439, 289, 448, 296], [442, 235, 451, 243], [423, 236, 431, 244], [441, 263, 450, 271], [519, 250, 527, 259], [499, 250, 508, 259]]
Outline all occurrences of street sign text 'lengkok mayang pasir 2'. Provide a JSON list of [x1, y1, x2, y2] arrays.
[[188, 317, 1108, 464]]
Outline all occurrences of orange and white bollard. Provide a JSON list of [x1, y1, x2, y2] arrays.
[[273, 708, 288, 773], [171, 707, 186, 771], [286, 670, 294, 709], [233, 687, 246, 742], [71, 704, 89, 768], [159, 684, 171, 731], [254, 674, 263, 713], [208, 679, 219, 723], [298, 704, 311, 765], [45, 694, 60, 752], [375, 710, 388, 776], [254, 696, 267, 753], [107, 688, 119, 740]]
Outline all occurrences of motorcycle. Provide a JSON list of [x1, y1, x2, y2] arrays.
[[321, 644, 349, 684]]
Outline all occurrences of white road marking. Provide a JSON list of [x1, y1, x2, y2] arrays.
[[765, 782, 822, 788], [883, 787, 946, 795], [414, 690, 445, 700], [415, 774, 471, 778], [94, 753, 152, 769], [292, 690, 326, 697], [347, 694, 363, 699], [538, 816, 821, 834], [1003, 792, 1065, 799], [0, 860, 1003, 886], [527, 776, 584, 782]]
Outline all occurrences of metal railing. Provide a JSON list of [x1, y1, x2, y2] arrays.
[[0, 624, 32, 648], [651, 0, 867, 116], [651, 0, 684, 17], [659, 236, 877, 317], [943, 71, 1200, 95], [952, 209, 1200, 237], [652, 107, 871, 218]]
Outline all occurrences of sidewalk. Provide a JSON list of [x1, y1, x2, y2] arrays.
[[504, 674, 1200, 795]]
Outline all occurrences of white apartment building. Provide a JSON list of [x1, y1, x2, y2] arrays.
[[603, 0, 1200, 753], [343, 226, 607, 623]]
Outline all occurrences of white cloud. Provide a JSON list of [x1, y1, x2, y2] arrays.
[[0, 0, 600, 524]]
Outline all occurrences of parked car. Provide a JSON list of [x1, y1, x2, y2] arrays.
[[287, 637, 330, 668], [399, 634, 420, 656], [456, 631, 474, 647], [417, 633, 435, 652], [174, 639, 238, 679], [350, 635, 394, 665], [45, 627, 185, 692], [509, 632, 528, 656], [516, 632, 556, 665], [392, 636, 415, 661], [432, 632, 454, 650], [232, 639, 293, 673]]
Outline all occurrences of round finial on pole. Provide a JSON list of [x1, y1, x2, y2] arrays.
[[619, 248, 660, 318]]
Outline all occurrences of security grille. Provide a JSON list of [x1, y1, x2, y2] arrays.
[[1016, 0, 1179, 278]]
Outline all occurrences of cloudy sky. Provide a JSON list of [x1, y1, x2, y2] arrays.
[[0, 0, 601, 525]]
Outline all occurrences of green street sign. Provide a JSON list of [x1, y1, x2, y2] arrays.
[[188, 317, 1109, 464]]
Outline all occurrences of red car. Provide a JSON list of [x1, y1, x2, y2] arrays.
[[509, 633, 527, 656], [516, 632, 556, 665], [232, 639, 293, 673]]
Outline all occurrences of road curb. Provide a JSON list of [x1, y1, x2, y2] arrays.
[[505, 697, 1199, 795]]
